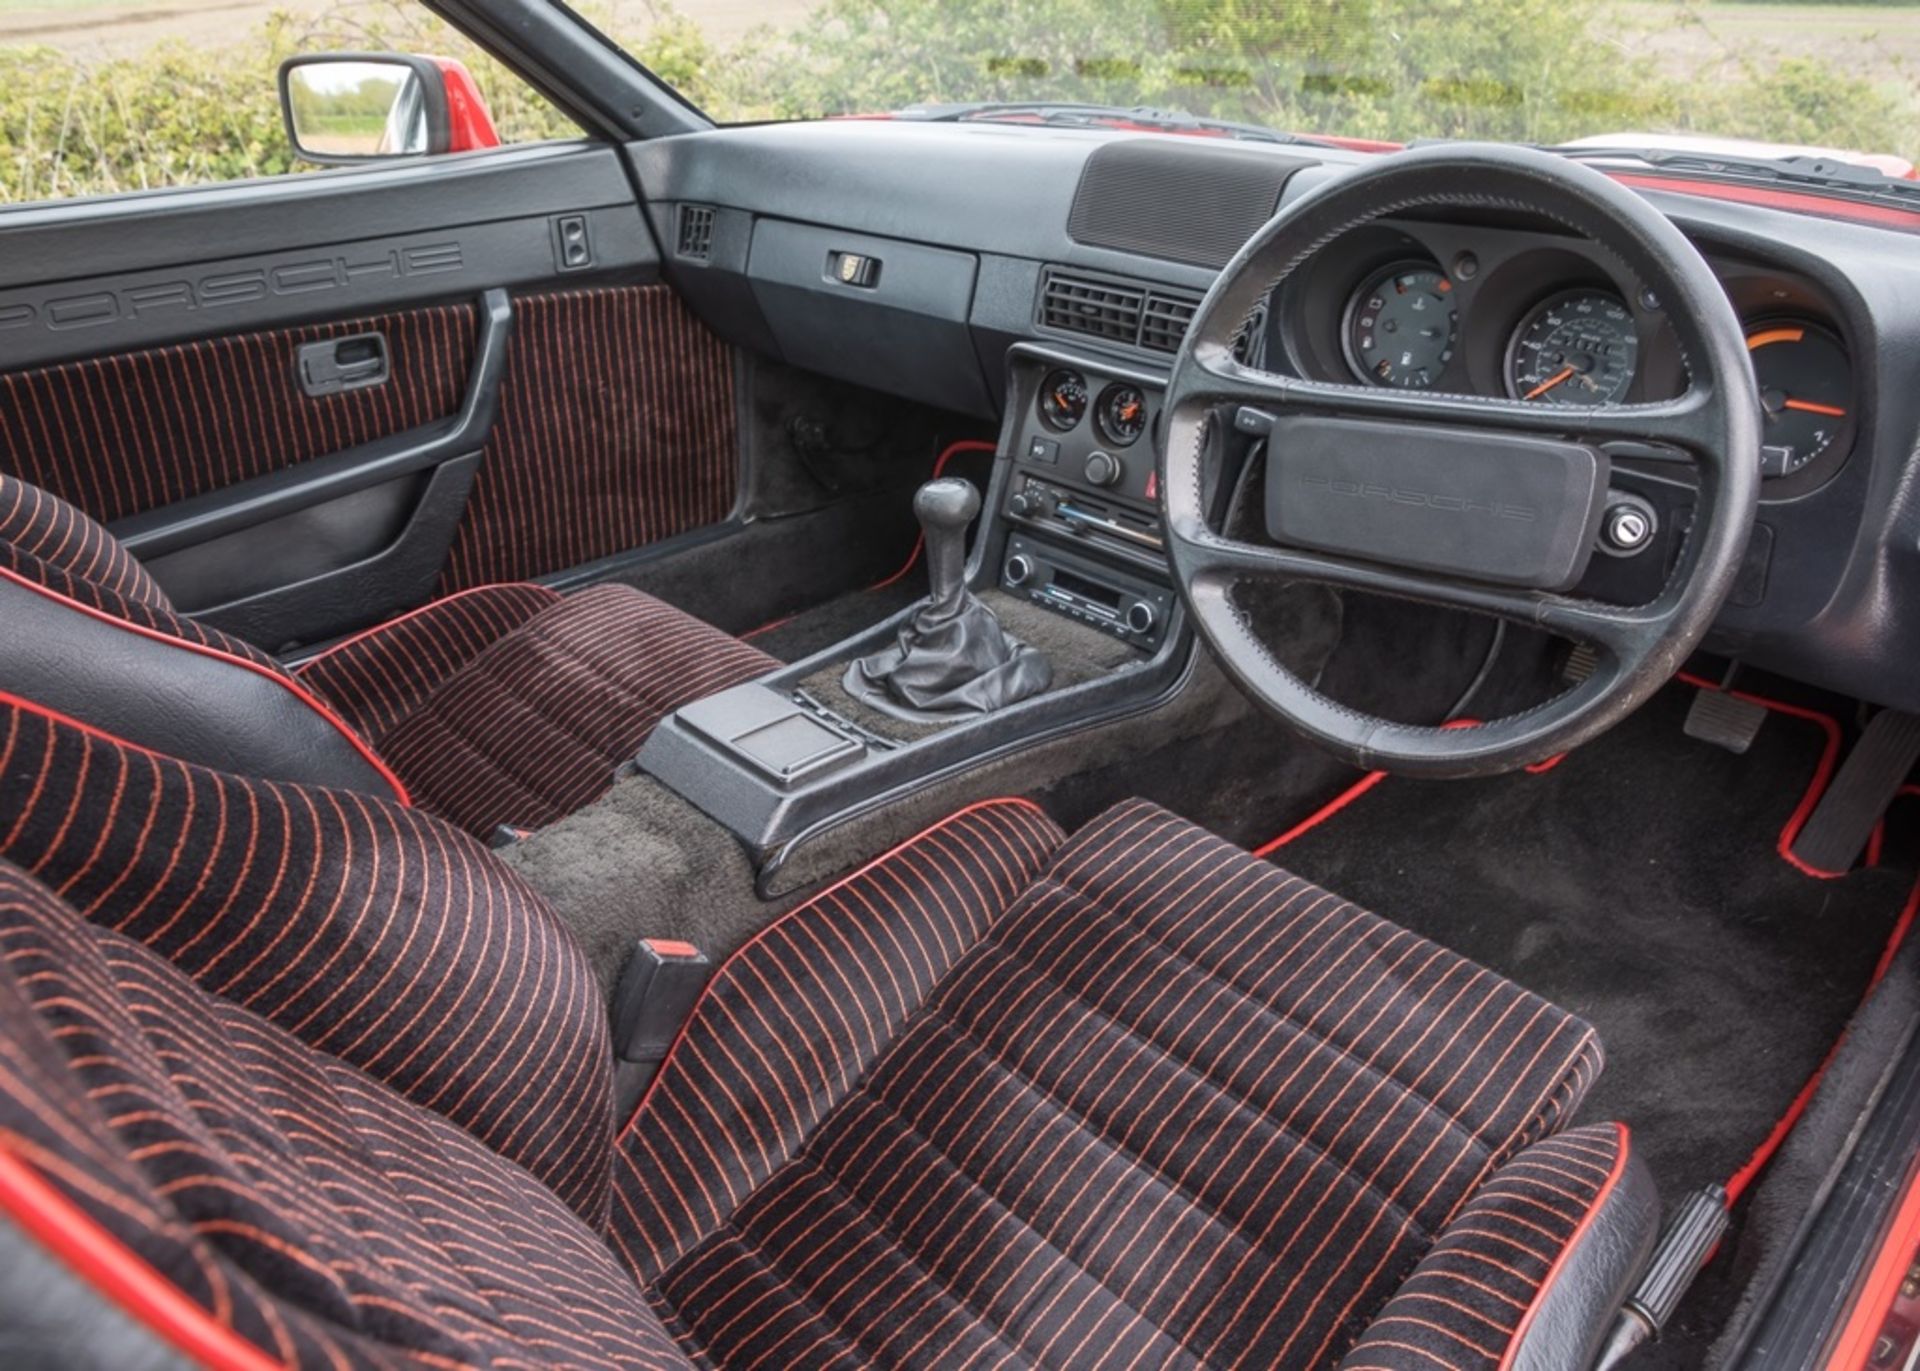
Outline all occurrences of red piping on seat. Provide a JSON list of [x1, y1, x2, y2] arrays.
[[293, 581, 557, 666], [0, 565, 410, 805], [1497, 1122, 1633, 1371], [0, 1140, 283, 1371], [614, 794, 1054, 1141]]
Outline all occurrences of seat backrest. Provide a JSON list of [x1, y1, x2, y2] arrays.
[[0, 856, 692, 1370], [0, 694, 613, 1222], [0, 473, 403, 799]]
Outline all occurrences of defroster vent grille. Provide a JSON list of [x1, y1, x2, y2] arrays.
[[677, 204, 715, 261]]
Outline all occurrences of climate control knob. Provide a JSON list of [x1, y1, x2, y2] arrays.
[[1125, 601, 1156, 636], [1005, 554, 1034, 587], [1083, 450, 1124, 488]]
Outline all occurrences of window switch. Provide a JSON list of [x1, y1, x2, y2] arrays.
[[552, 214, 592, 271]]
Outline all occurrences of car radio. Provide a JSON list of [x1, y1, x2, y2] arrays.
[[1001, 533, 1174, 651], [1005, 475, 1165, 558]]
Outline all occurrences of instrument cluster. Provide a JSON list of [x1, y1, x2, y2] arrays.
[[1279, 220, 1858, 486]]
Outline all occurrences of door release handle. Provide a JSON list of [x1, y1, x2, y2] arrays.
[[297, 333, 390, 397]]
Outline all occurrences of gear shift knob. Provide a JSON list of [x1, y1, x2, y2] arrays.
[[914, 478, 979, 609]]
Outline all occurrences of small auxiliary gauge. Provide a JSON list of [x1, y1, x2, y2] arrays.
[[1038, 369, 1089, 432], [1747, 321, 1852, 477], [1096, 383, 1148, 446]]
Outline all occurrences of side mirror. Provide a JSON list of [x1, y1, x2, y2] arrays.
[[278, 53, 500, 165]]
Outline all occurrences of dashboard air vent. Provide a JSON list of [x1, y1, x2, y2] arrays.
[[676, 204, 715, 261], [1139, 290, 1199, 353], [1040, 271, 1144, 344]]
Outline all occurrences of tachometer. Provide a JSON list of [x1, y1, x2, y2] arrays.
[[1507, 289, 1639, 406], [1096, 383, 1148, 446], [1038, 369, 1089, 432], [1343, 262, 1457, 389], [1747, 321, 1852, 477]]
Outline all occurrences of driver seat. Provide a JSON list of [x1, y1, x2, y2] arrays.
[[0, 693, 1659, 1369]]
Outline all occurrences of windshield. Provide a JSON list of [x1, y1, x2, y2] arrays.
[[615, 0, 1918, 175]]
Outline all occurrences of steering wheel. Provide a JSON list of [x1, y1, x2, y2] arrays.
[[1160, 144, 1761, 777]]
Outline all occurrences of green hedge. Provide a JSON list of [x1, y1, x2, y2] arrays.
[[0, 0, 1911, 205]]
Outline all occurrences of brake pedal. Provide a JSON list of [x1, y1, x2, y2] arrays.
[[1685, 686, 1768, 755], [1598, 1186, 1732, 1369], [1790, 709, 1920, 875], [1563, 643, 1599, 684]]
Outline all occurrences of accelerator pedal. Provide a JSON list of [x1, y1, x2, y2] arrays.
[[1597, 1186, 1732, 1370], [1685, 683, 1768, 755], [1789, 708, 1920, 875]]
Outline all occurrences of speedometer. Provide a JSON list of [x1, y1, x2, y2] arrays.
[[1507, 290, 1639, 406], [1343, 262, 1457, 389]]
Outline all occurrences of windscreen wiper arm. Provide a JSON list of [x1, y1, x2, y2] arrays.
[[892, 101, 1334, 147], [1542, 143, 1918, 201]]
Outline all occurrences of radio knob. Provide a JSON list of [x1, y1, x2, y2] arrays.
[[1084, 451, 1123, 488], [1005, 554, 1034, 587], [1125, 601, 1156, 636], [1009, 490, 1038, 518]]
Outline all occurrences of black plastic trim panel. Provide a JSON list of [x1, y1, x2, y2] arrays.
[[0, 145, 650, 367]]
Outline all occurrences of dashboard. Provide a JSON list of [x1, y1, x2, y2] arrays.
[[1273, 217, 1858, 492], [631, 119, 1920, 715]]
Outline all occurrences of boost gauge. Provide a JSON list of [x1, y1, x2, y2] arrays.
[[1747, 321, 1852, 477], [1096, 383, 1148, 446], [1343, 263, 1457, 389], [1038, 369, 1089, 432]]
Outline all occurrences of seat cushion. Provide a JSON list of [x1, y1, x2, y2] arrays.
[[0, 697, 615, 1223], [327, 583, 777, 837], [615, 798, 1605, 1369], [0, 858, 693, 1371]]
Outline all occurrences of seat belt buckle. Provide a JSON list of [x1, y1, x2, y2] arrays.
[[611, 938, 709, 1066]]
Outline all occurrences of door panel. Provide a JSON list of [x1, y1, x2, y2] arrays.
[[439, 283, 738, 591], [0, 302, 475, 524], [0, 144, 749, 651]]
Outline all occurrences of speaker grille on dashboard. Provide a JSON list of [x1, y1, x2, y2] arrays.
[[1066, 140, 1311, 267]]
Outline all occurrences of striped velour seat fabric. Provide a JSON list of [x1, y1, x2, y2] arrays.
[[0, 698, 616, 1223], [305, 582, 778, 836], [0, 706, 1625, 1369], [0, 470, 775, 839], [0, 859, 691, 1371], [615, 797, 1607, 1370]]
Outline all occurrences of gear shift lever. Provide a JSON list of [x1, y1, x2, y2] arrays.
[[843, 478, 1052, 720], [916, 478, 978, 617]]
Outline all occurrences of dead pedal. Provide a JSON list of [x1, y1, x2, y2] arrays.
[[1790, 708, 1920, 875], [1685, 686, 1767, 755]]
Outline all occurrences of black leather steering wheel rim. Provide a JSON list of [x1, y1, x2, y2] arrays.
[[1159, 143, 1761, 777]]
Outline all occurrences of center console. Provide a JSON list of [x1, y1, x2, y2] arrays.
[[637, 342, 1189, 876]]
